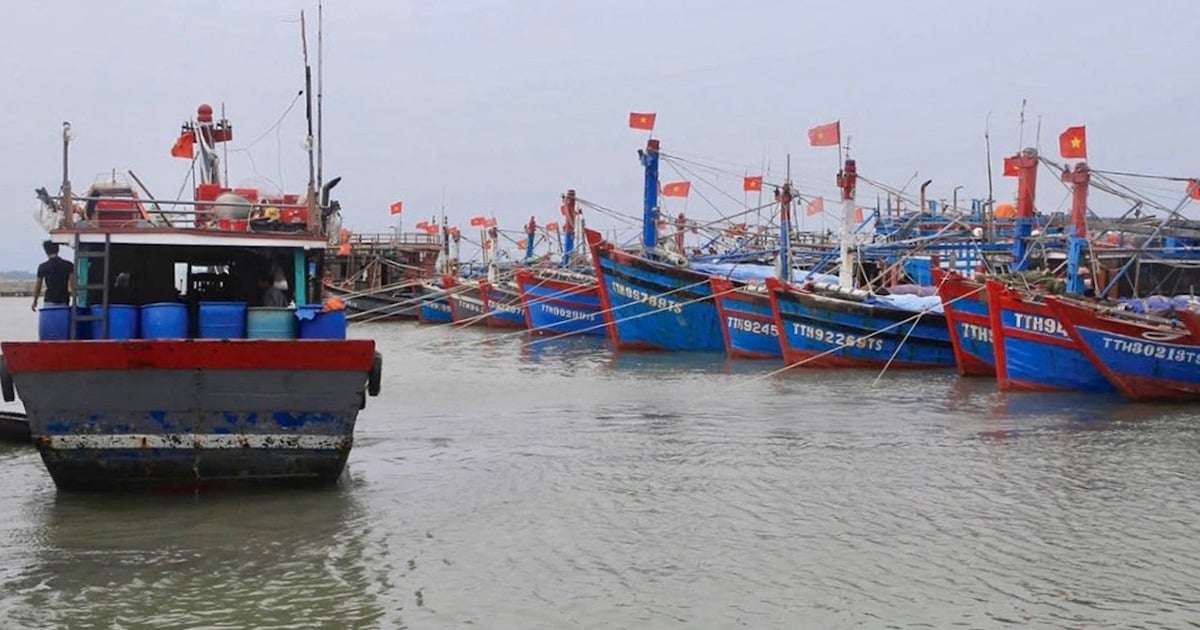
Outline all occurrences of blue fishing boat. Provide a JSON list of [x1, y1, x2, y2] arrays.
[[933, 270, 994, 376], [585, 138, 724, 352], [417, 281, 454, 324], [711, 277, 779, 359], [987, 152, 1115, 392], [1048, 295, 1200, 401], [516, 268, 605, 336], [986, 278, 1114, 392], [767, 277, 954, 368]]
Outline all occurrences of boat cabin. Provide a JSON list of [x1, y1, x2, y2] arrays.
[[48, 211, 331, 338]]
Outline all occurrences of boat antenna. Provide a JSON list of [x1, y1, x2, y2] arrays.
[[300, 10, 317, 232], [316, 1, 324, 192], [221, 102, 229, 185], [984, 111, 995, 240], [1017, 98, 1027, 151]]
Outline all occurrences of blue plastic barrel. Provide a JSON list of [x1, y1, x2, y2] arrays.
[[89, 304, 139, 340], [37, 305, 71, 340], [246, 307, 296, 339], [295, 305, 348, 340], [198, 302, 247, 339], [141, 302, 188, 339]]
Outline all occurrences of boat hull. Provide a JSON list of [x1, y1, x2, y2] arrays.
[[481, 281, 527, 329], [711, 277, 780, 359], [986, 280, 1115, 393], [766, 279, 954, 369], [586, 230, 723, 352], [417, 286, 454, 324], [515, 270, 605, 337], [1049, 297, 1200, 402], [0, 340, 376, 491], [933, 271, 994, 376], [323, 283, 420, 320], [448, 283, 488, 327]]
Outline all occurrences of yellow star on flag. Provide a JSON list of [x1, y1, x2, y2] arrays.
[[1070, 136, 1082, 148]]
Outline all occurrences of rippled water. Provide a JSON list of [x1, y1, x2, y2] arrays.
[[1, 298, 1199, 628]]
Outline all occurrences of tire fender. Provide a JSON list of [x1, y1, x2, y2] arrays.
[[367, 351, 382, 397], [0, 356, 14, 403]]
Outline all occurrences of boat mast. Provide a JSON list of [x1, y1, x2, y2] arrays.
[[524, 216, 537, 262], [316, 1, 324, 192], [561, 189, 577, 266], [1010, 147, 1038, 272], [640, 139, 661, 251], [300, 11, 318, 233], [1062, 162, 1090, 294], [836, 157, 858, 288], [776, 156, 793, 284], [61, 122, 73, 228]]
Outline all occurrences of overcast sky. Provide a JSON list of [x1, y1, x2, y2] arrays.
[[2, 0, 1198, 269]]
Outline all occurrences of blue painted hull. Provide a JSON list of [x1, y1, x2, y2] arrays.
[[481, 283, 527, 329], [1048, 297, 1200, 401], [517, 272, 605, 337], [935, 272, 994, 376], [987, 281, 1114, 392], [591, 247, 723, 352], [712, 281, 780, 359], [418, 289, 454, 324], [770, 283, 954, 368]]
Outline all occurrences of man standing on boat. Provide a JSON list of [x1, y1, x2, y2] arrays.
[[30, 240, 74, 312], [257, 271, 289, 307]]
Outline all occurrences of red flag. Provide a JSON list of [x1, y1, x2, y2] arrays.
[[855, 207, 864, 223], [390, 201, 403, 215], [469, 215, 488, 227], [743, 176, 763, 192], [447, 226, 460, 235], [1003, 157, 1020, 177], [545, 222, 559, 231], [170, 132, 195, 159], [806, 197, 824, 216], [560, 204, 569, 216], [661, 181, 691, 197], [1188, 179, 1200, 200], [516, 239, 527, 249], [484, 217, 498, 228], [629, 112, 656, 131], [1059, 125, 1087, 159], [807, 121, 840, 147]]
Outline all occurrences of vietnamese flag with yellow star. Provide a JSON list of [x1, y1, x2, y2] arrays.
[[807, 121, 840, 147], [806, 196, 824, 216], [661, 181, 691, 197], [1059, 125, 1087, 159], [743, 176, 763, 192], [629, 112, 657, 131]]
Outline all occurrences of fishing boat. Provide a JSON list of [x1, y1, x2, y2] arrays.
[[1047, 295, 1199, 401], [933, 270, 993, 376], [986, 152, 1115, 392], [446, 276, 488, 327], [765, 158, 954, 369], [516, 268, 605, 336], [480, 279, 527, 329], [514, 190, 606, 337], [0, 103, 382, 490], [711, 278, 779, 359], [417, 279, 456, 324], [585, 139, 724, 352]]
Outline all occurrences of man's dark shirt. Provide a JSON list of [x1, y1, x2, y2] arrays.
[[37, 257, 73, 304]]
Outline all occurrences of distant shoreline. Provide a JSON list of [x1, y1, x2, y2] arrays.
[[0, 281, 34, 297]]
